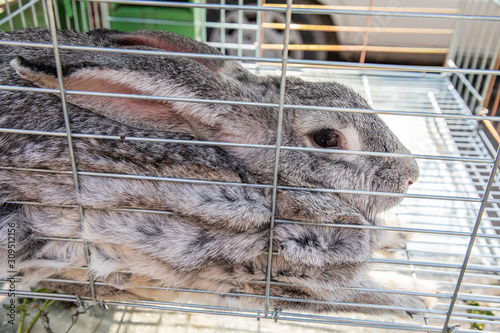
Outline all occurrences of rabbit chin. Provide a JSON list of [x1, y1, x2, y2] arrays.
[[366, 196, 405, 222], [332, 185, 408, 227]]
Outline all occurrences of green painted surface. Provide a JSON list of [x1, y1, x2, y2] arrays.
[[1, 1, 197, 39]]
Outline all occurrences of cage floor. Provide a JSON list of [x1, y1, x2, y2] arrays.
[[2, 69, 500, 333]]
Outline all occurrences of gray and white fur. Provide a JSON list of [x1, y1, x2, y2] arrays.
[[0, 28, 431, 315]]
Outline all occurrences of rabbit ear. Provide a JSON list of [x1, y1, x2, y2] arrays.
[[10, 56, 270, 151], [97, 30, 226, 73], [10, 56, 192, 133]]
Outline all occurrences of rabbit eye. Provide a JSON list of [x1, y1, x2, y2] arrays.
[[311, 129, 342, 149]]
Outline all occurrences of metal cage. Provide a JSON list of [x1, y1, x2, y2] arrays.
[[1, 0, 500, 332]]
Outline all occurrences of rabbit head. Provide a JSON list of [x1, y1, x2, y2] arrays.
[[8, 28, 419, 224]]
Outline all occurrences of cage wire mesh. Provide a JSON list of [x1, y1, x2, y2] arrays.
[[1, 0, 500, 332]]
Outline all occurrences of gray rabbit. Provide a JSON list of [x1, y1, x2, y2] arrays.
[[0, 28, 432, 315]]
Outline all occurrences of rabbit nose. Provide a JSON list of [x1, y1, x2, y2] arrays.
[[408, 175, 418, 186]]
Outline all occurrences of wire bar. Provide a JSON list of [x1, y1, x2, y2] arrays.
[[3, 83, 500, 121], [1, 126, 498, 164], [2, 164, 494, 204], [1, 1, 500, 332], [263, 0, 293, 318], [79, 1, 500, 21], [44, 0, 97, 304], [441, 148, 500, 330], [3, 38, 500, 75]]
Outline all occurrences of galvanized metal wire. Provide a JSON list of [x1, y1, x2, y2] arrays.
[[44, 0, 98, 304], [1, 1, 500, 332]]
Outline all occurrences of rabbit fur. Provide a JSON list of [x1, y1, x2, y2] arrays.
[[0, 28, 430, 315]]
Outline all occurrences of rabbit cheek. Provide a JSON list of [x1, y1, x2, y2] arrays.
[[337, 125, 362, 151], [361, 156, 419, 212]]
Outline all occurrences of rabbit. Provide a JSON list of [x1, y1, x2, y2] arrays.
[[0, 28, 432, 315]]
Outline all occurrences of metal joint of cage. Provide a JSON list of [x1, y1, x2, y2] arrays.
[[445, 324, 461, 333], [1, 40, 500, 76], [74, 294, 85, 310], [271, 308, 281, 322]]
